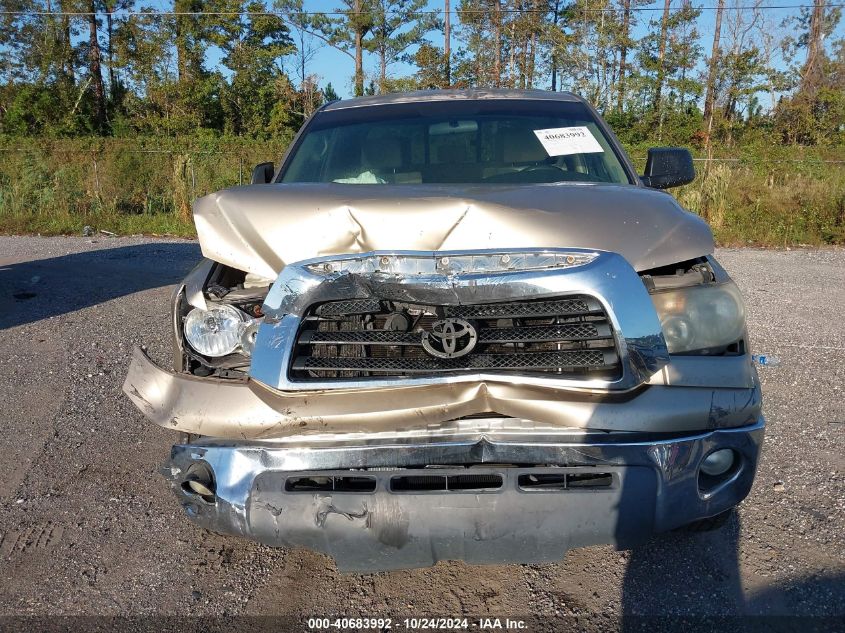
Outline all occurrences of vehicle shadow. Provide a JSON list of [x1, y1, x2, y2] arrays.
[[0, 242, 201, 330], [621, 513, 745, 621], [620, 512, 845, 630]]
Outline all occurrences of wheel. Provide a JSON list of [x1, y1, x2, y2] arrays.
[[679, 508, 735, 532]]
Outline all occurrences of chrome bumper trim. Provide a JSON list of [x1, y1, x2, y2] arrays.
[[165, 420, 765, 571]]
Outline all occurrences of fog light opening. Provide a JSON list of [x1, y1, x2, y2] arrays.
[[698, 448, 740, 493], [701, 449, 736, 476], [181, 462, 216, 503]]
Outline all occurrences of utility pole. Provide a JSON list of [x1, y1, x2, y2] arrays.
[[493, 0, 502, 86], [617, 0, 632, 112], [654, 0, 671, 140], [444, 0, 451, 86], [654, 0, 671, 111], [353, 0, 364, 97], [703, 0, 725, 150], [87, 0, 107, 132], [551, 0, 561, 90]]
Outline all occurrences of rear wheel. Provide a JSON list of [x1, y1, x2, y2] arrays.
[[679, 508, 735, 532]]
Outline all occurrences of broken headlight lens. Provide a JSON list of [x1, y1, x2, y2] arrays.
[[184, 304, 250, 357], [650, 281, 746, 354], [304, 251, 599, 276]]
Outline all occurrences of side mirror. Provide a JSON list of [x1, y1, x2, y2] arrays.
[[641, 148, 695, 189], [251, 162, 275, 184]]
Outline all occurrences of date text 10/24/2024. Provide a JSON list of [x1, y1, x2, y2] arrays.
[[306, 617, 529, 630]]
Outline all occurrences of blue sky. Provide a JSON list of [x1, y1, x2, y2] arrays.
[[279, 0, 841, 102]]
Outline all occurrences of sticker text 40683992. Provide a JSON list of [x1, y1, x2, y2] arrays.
[[532, 126, 605, 157]]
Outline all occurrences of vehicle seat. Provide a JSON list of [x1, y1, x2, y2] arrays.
[[362, 138, 421, 184], [480, 127, 546, 179], [502, 127, 549, 164]]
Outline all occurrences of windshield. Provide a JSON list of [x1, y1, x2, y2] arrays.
[[280, 100, 632, 186]]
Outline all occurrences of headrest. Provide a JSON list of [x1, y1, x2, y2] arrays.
[[363, 138, 403, 170], [502, 128, 548, 163]]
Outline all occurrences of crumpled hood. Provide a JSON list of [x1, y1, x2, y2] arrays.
[[193, 182, 714, 278]]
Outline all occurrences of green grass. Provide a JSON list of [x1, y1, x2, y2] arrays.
[[0, 207, 196, 237], [1, 137, 843, 246]]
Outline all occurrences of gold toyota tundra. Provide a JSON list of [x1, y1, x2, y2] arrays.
[[124, 89, 764, 572]]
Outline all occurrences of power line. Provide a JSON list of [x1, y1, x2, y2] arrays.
[[0, 4, 842, 17], [0, 146, 842, 163]]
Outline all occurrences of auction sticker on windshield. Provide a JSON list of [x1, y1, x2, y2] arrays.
[[533, 126, 604, 156]]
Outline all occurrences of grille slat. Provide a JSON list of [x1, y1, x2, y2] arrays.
[[478, 323, 610, 343], [315, 299, 382, 316], [391, 474, 504, 492], [301, 323, 612, 346], [445, 298, 601, 319], [293, 349, 617, 374], [292, 294, 622, 381], [302, 330, 422, 345]]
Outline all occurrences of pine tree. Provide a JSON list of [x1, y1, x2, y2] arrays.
[[365, 0, 437, 93]]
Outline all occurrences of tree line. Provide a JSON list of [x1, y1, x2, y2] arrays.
[[0, 0, 842, 147]]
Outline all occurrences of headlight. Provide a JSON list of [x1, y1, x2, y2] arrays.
[[650, 281, 746, 354], [184, 304, 251, 357]]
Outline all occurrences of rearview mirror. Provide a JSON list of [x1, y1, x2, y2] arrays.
[[641, 148, 695, 189], [429, 120, 479, 136], [251, 162, 275, 184]]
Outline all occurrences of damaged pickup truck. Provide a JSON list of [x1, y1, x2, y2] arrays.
[[123, 89, 764, 572]]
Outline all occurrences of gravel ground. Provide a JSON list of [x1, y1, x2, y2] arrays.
[[0, 236, 842, 631]]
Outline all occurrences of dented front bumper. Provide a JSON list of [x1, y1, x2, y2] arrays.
[[166, 420, 764, 572], [129, 342, 765, 571], [124, 347, 761, 439], [123, 245, 766, 570]]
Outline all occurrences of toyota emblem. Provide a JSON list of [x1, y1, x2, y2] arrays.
[[422, 318, 478, 359]]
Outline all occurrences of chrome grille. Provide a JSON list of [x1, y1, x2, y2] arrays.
[[445, 298, 596, 319], [290, 295, 621, 381], [298, 322, 611, 346], [316, 299, 382, 317], [294, 349, 612, 373]]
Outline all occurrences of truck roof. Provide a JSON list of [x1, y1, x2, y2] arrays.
[[321, 89, 584, 112]]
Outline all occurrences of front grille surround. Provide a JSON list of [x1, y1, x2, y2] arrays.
[[249, 249, 672, 392], [290, 295, 621, 382]]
